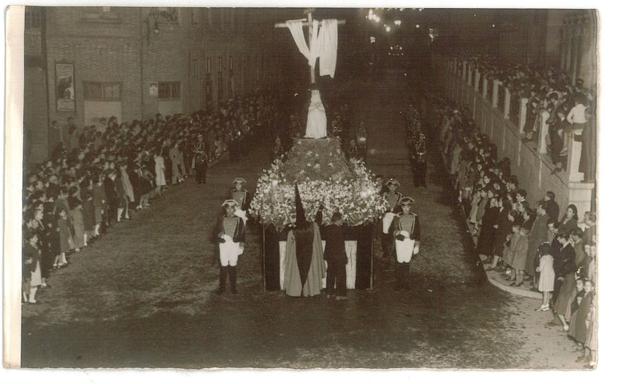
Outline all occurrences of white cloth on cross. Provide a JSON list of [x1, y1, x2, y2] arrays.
[[305, 89, 327, 139], [285, 18, 338, 78], [317, 19, 338, 78]]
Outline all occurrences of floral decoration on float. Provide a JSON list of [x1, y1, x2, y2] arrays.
[[249, 137, 389, 230]]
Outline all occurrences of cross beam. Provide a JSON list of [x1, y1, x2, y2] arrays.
[[275, 12, 345, 84], [273, 19, 346, 28]]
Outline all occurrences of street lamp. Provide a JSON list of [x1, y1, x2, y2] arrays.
[[394, 19, 401, 26]]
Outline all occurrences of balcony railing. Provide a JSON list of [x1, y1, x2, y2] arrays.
[[435, 55, 594, 216]]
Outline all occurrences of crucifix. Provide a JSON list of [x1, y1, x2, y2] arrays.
[[274, 9, 346, 85], [274, 9, 346, 139]]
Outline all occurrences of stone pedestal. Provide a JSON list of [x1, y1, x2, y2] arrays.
[[504, 88, 511, 119], [566, 131, 584, 182], [519, 98, 528, 133], [537, 111, 550, 154], [492, 80, 500, 108]]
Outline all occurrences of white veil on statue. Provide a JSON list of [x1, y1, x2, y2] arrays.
[[305, 89, 327, 139]]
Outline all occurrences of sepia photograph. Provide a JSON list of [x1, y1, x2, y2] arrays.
[[2, 2, 608, 375]]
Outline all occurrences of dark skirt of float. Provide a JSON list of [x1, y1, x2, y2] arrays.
[[261, 223, 375, 291]]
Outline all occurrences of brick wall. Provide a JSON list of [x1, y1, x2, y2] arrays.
[[23, 66, 49, 164], [24, 6, 291, 163]]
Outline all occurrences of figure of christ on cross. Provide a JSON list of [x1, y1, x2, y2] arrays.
[[275, 9, 345, 139]]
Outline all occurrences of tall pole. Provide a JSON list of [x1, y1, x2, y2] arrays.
[[307, 11, 316, 85]]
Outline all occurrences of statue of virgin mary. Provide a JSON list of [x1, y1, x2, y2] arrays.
[[305, 89, 327, 139]]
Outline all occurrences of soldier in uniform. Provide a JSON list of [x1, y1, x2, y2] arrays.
[[390, 196, 421, 290], [214, 200, 246, 295], [381, 178, 403, 261], [411, 131, 428, 188], [230, 177, 251, 211], [193, 134, 208, 184]]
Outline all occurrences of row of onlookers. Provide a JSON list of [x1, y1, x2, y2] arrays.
[[428, 94, 597, 368], [22, 91, 281, 305]]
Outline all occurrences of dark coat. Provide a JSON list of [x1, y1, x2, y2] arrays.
[[390, 213, 421, 241], [493, 208, 511, 256], [213, 215, 245, 243], [526, 214, 549, 275], [558, 216, 578, 235], [23, 242, 40, 277], [323, 224, 347, 263], [104, 177, 118, 205], [477, 206, 498, 255], [554, 243, 576, 278], [229, 188, 252, 211], [545, 200, 560, 222]]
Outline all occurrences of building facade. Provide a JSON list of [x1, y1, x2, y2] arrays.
[[496, 9, 597, 88], [24, 6, 298, 164]]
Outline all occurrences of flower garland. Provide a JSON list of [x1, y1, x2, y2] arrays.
[[249, 152, 389, 230]]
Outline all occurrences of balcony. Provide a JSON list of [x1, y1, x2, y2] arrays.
[[435, 55, 595, 215]]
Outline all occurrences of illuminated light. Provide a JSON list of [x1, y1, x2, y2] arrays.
[[385, 25, 391, 32], [415, 24, 420, 29], [375, 16, 381, 23], [491, 24, 496, 28], [369, 36, 376, 43], [394, 19, 402, 26]]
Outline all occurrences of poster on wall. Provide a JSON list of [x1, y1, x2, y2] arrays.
[[55, 62, 75, 112], [149, 83, 159, 97]]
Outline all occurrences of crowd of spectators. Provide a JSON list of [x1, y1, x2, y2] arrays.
[[427, 94, 597, 368], [455, 55, 595, 181], [22, 90, 280, 305], [403, 105, 428, 188]]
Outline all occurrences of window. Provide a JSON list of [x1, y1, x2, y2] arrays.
[[192, 58, 199, 79], [217, 72, 224, 100], [207, 57, 212, 74], [192, 8, 201, 24], [157, 7, 179, 24], [229, 8, 235, 30], [84, 82, 121, 101], [81, 6, 120, 22], [25, 7, 42, 30], [220, 9, 226, 30], [219, 56, 224, 72], [209, 8, 221, 29], [158, 82, 181, 99]]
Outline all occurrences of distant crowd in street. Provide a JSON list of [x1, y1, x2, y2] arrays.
[[428, 95, 597, 368], [22, 90, 280, 305]]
